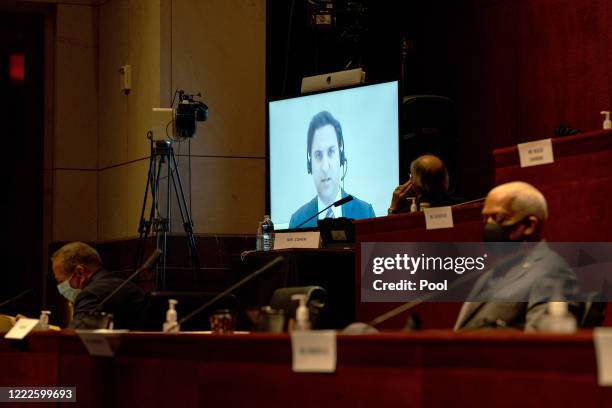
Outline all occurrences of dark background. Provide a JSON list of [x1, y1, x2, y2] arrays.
[[0, 12, 44, 316]]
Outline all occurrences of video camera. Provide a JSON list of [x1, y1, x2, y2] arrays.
[[175, 90, 208, 138]]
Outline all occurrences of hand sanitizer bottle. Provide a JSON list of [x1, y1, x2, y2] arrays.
[[163, 299, 180, 332], [38, 310, 50, 330], [541, 301, 577, 333], [291, 294, 311, 331], [601, 111, 611, 130]]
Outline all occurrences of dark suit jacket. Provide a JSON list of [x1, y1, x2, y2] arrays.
[[70, 269, 148, 330], [289, 190, 376, 229], [454, 241, 578, 331]]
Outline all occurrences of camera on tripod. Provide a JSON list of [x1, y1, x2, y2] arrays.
[[175, 90, 208, 138]]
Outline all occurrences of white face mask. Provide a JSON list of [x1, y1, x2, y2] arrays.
[[57, 277, 81, 303]]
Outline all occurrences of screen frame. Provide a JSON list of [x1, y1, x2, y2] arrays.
[[265, 79, 402, 229]]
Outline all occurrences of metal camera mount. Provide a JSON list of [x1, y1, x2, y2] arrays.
[[135, 134, 200, 289]]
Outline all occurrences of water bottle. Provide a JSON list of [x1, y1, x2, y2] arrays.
[[261, 215, 275, 251], [256, 221, 264, 251]]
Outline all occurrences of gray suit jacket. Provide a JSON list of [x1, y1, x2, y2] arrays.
[[455, 242, 578, 331]]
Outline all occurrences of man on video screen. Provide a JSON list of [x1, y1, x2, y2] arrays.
[[289, 110, 375, 229]]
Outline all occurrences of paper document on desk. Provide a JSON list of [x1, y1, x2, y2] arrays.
[[4, 318, 38, 340], [594, 327, 612, 386]]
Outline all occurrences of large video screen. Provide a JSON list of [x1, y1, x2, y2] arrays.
[[268, 80, 399, 230]]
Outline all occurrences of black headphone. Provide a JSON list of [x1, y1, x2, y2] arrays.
[[306, 111, 347, 174]]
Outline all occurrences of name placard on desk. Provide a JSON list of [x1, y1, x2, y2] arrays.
[[274, 231, 321, 249], [518, 138, 554, 167], [594, 327, 612, 386], [291, 330, 337, 373], [423, 206, 454, 230]]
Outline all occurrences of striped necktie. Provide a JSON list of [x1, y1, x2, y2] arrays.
[[325, 208, 334, 218]]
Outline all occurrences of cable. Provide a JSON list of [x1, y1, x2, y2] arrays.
[[189, 139, 192, 219]]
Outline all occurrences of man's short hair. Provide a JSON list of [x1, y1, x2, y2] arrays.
[[490, 181, 549, 220], [410, 154, 449, 194], [51, 241, 103, 277], [306, 110, 346, 173]]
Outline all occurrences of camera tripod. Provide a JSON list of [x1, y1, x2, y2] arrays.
[[135, 135, 200, 289]]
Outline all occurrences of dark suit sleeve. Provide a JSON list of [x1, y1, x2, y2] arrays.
[[69, 290, 100, 329]]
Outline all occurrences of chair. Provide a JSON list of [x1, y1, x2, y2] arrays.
[[569, 292, 607, 328]]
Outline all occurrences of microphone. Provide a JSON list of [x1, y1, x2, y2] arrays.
[[334, 194, 353, 207], [165, 255, 285, 332], [96, 249, 163, 312], [294, 195, 354, 229], [0, 288, 33, 309]]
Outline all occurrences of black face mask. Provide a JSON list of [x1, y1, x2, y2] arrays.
[[482, 218, 527, 242]]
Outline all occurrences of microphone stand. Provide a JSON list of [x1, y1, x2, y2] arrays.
[[96, 249, 163, 312], [0, 288, 33, 310], [294, 195, 354, 229]]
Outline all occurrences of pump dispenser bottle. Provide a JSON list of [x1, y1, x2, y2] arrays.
[[601, 111, 611, 130], [163, 299, 180, 332], [38, 310, 51, 330], [291, 294, 311, 331], [541, 301, 577, 334]]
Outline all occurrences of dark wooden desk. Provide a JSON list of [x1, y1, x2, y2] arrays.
[[0, 330, 609, 407]]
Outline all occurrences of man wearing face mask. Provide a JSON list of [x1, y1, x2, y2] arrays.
[[454, 181, 578, 331], [51, 242, 147, 329]]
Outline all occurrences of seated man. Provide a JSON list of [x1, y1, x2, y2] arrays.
[[388, 154, 457, 214], [51, 242, 147, 329], [289, 110, 375, 228], [454, 181, 578, 331]]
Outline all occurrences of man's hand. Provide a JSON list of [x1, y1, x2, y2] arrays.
[[8, 314, 26, 327], [390, 180, 414, 212]]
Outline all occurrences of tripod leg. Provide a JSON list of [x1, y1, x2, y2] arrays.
[[135, 141, 156, 269], [152, 154, 168, 290], [168, 148, 201, 270]]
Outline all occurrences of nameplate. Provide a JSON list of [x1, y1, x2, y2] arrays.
[[4, 318, 39, 340], [423, 206, 454, 230], [77, 330, 127, 357], [291, 330, 337, 373], [518, 138, 554, 167], [274, 231, 320, 249], [594, 328, 612, 386]]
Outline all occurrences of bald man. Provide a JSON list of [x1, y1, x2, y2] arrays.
[[388, 154, 454, 214], [454, 182, 578, 331]]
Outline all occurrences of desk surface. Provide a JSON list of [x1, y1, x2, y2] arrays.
[[1, 330, 609, 407]]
